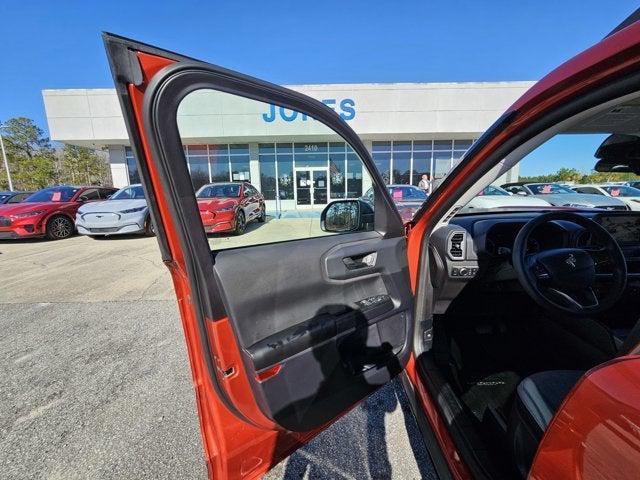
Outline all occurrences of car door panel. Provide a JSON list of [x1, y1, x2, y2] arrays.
[[213, 232, 412, 431], [104, 33, 412, 477]]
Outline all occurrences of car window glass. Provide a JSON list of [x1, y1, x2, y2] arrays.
[[111, 185, 146, 200], [480, 186, 508, 196], [176, 89, 376, 250], [458, 133, 640, 216], [25, 187, 79, 202], [386, 186, 427, 200], [79, 189, 100, 201], [99, 189, 115, 199], [603, 185, 640, 197], [7, 194, 27, 203]]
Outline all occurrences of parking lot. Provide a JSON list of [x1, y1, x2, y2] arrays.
[[0, 221, 435, 480]]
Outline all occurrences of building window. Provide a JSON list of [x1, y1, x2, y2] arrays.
[[183, 144, 250, 189], [125, 147, 140, 184], [392, 142, 411, 185], [370, 140, 474, 185], [372, 142, 392, 184], [229, 144, 251, 182], [329, 142, 346, 199], [346, 149, 362, 198]]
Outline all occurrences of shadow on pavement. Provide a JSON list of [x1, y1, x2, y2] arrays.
[[276, 379, 435, 480]]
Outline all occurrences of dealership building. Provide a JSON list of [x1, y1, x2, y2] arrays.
[[43, 81, 532, 211]]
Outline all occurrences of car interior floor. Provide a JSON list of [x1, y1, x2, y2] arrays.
[[428, 287, 623, 478]]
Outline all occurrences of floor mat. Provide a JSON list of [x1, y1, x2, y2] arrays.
[[461, 371, 520, 424]]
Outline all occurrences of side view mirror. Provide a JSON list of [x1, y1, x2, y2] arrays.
[[320, 200, 374, 233]]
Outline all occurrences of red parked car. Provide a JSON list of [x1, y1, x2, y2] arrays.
[[0, 185, 116, 240], [196, 182, 265, 235], [104, 11, 640, 480]]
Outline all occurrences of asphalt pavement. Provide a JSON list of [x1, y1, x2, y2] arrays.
[[0, 232, 436, 479]]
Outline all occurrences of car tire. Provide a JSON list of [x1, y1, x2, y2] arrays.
[[257, 205, 266, 223], [45, 215, 74, 240], [234, 210, 246, 235], [144, 216, 155, 236]]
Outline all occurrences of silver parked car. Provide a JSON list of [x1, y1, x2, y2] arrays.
[[571, 184, 640, 211], [76, 184, 153, 237], [501, 182, 629, 210]]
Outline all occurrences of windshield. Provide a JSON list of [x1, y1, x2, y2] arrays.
[[387, 185, 427, 201], [526, 183, 575, 194], [0, 194, 10, 202], [602, 185, 640, 197], [111, 185, 146, 200], [25, 187, 79, 203], [196, 184, 241, 198]]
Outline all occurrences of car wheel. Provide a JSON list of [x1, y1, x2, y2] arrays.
[[257, 205, 266, 223], [234, 210, 246, 235], [46, 215, 74, 240], [144, 216, 155, 236]]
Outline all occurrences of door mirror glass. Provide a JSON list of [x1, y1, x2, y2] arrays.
[[321, 199, 373, 233]]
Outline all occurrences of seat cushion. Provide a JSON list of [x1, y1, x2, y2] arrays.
[[508, 370, 583, 478], [516, 370, 584, 434]]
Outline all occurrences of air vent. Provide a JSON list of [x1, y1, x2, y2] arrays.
[[449, 232, 465, 259]]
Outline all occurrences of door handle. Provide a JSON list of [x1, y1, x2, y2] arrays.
[[342, 252, 377, 270]]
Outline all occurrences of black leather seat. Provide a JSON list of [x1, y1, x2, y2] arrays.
[[508, 370, 584, 478]]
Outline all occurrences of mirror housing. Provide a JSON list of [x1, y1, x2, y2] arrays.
[[594, 134, 640, 174], [320, 200, 374, 233]]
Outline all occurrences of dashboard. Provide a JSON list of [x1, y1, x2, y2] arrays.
[[598, 214, 640, 244], [428, 211, 640, 314]]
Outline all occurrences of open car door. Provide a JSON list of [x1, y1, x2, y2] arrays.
[[103, 34, 415, 479]]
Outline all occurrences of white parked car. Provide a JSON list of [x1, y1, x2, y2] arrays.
[[461, 185, 552, 212], [571, 184, 640, 211], [76, 184, 154, 237]]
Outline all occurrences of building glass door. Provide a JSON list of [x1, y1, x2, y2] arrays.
[[313, 170, 328, 204], [296, 170, 312, 205], [295, 168, 329, 208]]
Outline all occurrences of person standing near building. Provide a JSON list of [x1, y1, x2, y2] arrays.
[[418, 174, 431, 193]]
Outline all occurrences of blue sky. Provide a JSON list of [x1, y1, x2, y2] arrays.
[[0, 0, 637, 175]]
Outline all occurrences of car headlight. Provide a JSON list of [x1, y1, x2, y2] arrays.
[[119, 206, 146, 214], [11, 210, 45, 218], [216, 206, 236, 213]]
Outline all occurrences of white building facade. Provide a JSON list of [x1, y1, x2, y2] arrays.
[[43, 81, 532, 211]]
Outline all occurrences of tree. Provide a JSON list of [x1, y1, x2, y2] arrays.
[[11, 154, 57, 190], [1, 117, 53, 159], [520, 167, 639, 185], [0, 117, 56, 190], [59, 145, 109, 186], [0, 117, 111, 191]]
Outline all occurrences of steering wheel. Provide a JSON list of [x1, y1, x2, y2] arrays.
[[512, 212, 627, 315]]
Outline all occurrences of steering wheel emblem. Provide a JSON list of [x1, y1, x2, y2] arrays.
[[565, 254, 577, 268]]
